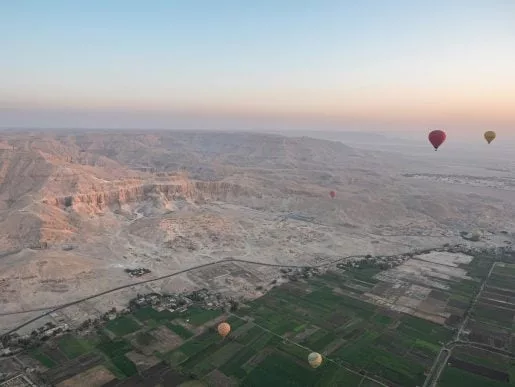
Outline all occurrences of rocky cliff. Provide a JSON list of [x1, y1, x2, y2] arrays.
[[48, 179, 259, 212]]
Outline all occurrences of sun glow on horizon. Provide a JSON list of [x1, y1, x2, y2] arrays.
[[1, 1, 514, 130]]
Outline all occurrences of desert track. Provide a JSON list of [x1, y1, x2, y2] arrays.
[[0, 245, 452, 338]]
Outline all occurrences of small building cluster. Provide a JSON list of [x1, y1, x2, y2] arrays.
[[124, 267, 151, 277], [1, 322, 70, 357], [128, 288, 234, 314], [0, 373, 38, 386], [336, 255, 409, 271], [279, 267, 321, 281]]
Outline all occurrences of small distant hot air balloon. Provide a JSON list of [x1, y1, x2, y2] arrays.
[[428, 130, 446, 151], [308, 352, 323, 368], [329, 191, 336, 199], [484, 131, 496, 144], [217, 322, 231, 338]]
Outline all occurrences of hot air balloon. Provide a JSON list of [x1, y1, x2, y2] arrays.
[[329, 191, 336, 199], [217, 322, 231, 338], [308, 352, 323, 368], [484, 131, 496, 144], [428, 130, 446, 151]]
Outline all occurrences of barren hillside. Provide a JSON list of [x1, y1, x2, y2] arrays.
[[0, 130, 514, 332]]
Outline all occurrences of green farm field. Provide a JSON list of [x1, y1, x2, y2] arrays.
[[24, 249, 515, 386], [439, 260, 515, 386]]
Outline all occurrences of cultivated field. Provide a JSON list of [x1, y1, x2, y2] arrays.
[[12, 247, 514, 386], [437, 256, 515, 387]]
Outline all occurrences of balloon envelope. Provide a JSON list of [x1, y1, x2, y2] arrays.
[[428, 130, 446, 150], [329, 191, 336, 199], [308, 352, 323, 368], [484, 131, 496, 144], [217, 322, 231, 337]]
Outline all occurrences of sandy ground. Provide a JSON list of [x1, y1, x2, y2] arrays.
[[0, 199, 468, 334], [55, 365, 116, 387], [365, 251, 476, 324], [1, 131, 514, 334]]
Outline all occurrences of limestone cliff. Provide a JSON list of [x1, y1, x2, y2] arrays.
[[49, 180, 258, 211]]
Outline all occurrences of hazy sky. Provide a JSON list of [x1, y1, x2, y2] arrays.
[[1, 0, 514, 133]]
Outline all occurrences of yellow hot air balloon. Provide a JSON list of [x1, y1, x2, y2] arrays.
[[308, 352, 323, 368], [217, 322, 231, 338], [484, 131, 496, 144]]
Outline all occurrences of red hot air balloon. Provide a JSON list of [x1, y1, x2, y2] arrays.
[[330, 191, 336, 199], [428, 130, 446, 151]]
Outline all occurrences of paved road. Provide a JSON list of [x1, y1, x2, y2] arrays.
[[0, 244, 456, 339], [456, 261, 497, 341], [1, 253, 379, 337], [423, 340, 515, 387], [427, 349, 451, 387], [422, 260, 498, 387]]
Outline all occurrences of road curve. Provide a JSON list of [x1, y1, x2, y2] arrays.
[[0, 245, 447, 337], [1, 253, 372, 336]]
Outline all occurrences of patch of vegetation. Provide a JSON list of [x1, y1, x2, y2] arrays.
[[29, 349, 57, 368], [163, 349, 189, 366], [178, 307, 223, 326], [57, 334, 93, 359], [314, 364, 364, 386], [105, 316, 141, 336], [439, 366, 508, 387], [219, 346, 257, 378], [209, 342, 243, 367], [97, 338, 132, 358], [226, 315, 247, 330], [452, 347, 510, 373], [178, 331, 220, 357], [179, 343, 222, 377], [111, 355, 138, 377], [133, 306, 175, 322], [135, 331, 157, 346], [166, 323, 194, 339], [242, 352, 318, 386]]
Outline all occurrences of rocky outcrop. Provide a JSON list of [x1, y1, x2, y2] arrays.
[[48, 180, 260, 211]]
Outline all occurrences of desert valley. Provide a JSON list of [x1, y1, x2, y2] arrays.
[[0, 130, 514, 338]]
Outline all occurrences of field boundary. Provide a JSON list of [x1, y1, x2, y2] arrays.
[[2, 245, 450, 337], [424, 260, 499, 387]]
